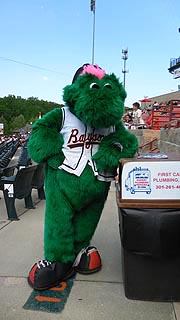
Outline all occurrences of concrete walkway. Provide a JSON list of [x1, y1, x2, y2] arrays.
[[0, 185, 180, 320]]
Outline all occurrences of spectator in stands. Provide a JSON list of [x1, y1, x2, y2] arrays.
[[142, 108, 149, 122], [145, 109, 152, 128], [123, 112, 133, 129], [161, 101, 167, 107], [132, 102, 144, 127]]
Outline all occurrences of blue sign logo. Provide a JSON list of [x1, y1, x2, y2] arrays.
[[125, 166, 151, 194]]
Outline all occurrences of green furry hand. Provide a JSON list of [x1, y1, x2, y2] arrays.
[[92, 128, 138, 172], [47, 153, 65, 169], [92, 147, 118, 172]]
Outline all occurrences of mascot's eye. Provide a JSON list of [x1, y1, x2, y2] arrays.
[[90, 83, 100, 89], [104, 83, 112, 89]]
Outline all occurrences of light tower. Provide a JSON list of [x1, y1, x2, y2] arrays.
[[122, 48, 128, 88]]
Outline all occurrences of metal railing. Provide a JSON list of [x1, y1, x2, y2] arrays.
[[138, 138, 159, 153]]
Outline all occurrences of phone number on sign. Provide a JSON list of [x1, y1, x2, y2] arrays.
[[156, 185, 180, 189]]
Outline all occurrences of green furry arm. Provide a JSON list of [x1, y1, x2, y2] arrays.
[[28, 108, 64, 166], [93, 122, 138, 172]]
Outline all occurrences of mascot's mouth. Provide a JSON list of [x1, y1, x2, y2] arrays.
[[74, 108, 124, 128], [74, 95, 124, 128]]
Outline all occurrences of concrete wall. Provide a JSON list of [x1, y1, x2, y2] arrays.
[[131, 128, 180, 153], [159, 128, 180, 153]]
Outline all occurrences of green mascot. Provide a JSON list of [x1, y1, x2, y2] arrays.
[[28, 64, 138, 290]]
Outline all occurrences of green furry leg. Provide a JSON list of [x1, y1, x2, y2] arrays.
[[43, 165, 110, 263], [74, 190, 110, 255], [44, 194, 75, 263], [44, 167, 75, 263]]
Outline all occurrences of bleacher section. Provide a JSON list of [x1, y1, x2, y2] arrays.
[[0, 138, 20, 169], [152, 100, 180, 130]]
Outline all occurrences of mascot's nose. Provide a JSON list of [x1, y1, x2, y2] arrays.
[[90, 83, 100, 89]]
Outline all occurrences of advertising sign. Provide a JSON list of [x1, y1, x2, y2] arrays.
[[173, 68, 180, 79], [122, 161, 180, 200]]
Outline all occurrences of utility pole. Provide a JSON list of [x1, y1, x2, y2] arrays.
[[90, 0, 96, 64], [122, 48, 128, 88]]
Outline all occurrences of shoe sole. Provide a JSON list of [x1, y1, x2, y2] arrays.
[[28, 268, 76, 291]]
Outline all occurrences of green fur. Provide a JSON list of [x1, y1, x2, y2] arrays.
[[28, 70, 138, 264], [28, 108, 64, 167], [93, 121, 138, 172], [44, 165, 110, 262]]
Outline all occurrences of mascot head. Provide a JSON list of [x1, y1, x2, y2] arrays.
[[63, 63, 126, 128]]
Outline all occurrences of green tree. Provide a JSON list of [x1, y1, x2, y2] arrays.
[[11, 114, 26, 131], [0, 95, 63, 134]]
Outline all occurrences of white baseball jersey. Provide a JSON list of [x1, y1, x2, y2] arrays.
[[58, 107, 115, 181]]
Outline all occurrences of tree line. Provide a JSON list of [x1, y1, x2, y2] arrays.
[[0, 95, 63, 134]]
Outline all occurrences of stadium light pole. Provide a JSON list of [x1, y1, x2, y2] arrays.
[[91, 0, 96, 64], [122, 48, 128, 89]]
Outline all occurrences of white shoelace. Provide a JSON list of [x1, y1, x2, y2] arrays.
[[37, 260, 52, 269]]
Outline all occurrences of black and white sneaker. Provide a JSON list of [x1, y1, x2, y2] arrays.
[[28, 259, 75, 291], [73, 246, 102, 274]]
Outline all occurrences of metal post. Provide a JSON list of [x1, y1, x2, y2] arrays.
[[122, 48, 128, 88], [92, 9, 96, 64], [91, 0, 96, 64], [123, 58, 126, 88]]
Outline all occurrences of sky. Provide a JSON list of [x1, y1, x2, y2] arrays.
[[0, 0, 180, 107]]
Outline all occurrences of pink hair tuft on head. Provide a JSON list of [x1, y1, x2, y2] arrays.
[[81, 64, 106, 79]]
